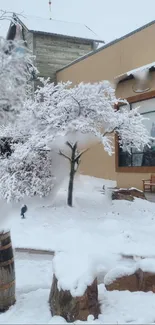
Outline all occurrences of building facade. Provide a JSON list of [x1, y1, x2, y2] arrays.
[[7, 14, 104, 82], [56, 20, 155, 190]]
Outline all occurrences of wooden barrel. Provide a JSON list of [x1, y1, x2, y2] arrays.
[[0, 231, 16, 312]]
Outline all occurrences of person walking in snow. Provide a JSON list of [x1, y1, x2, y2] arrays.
[[20, 205, 28, 219]]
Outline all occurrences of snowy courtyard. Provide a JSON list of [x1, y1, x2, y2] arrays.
[[0, 175, 155, 324], [2, 1, 155, 323]]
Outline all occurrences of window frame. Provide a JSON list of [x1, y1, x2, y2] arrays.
[[115, 90, 155, 173]]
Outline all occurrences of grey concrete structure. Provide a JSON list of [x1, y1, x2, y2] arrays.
[[7, 14, 104, 82]]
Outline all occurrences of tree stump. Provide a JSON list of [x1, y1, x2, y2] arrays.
[[49, 274, 100, 322], [0, 231, 16, 312]]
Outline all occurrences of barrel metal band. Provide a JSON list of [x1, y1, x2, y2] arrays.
[[0, 242, 12, 251], [0, 257, 14, 267], [0, 279, 15, 290]]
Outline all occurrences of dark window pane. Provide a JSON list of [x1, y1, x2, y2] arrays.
[[119, 153, 131, 167], [142, 151, 155, 166], [118, 99, 155, 167], [118, 150, 155, 167]]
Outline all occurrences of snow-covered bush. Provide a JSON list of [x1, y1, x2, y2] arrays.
[[0, 143, 55, 202]]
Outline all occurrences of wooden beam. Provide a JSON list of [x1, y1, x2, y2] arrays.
[[127, 90, 155, 104]]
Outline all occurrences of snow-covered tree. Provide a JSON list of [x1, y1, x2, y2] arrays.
[[0, 36, 37, 123], [0, 23, 37, 164], [0, 22, 40, 200], [29, 79, 151, 206], [0, 78, 149, 206]]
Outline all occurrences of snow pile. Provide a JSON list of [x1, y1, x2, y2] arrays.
[[99, 284, 155, 324], [2, 252, 155, 324], [127, 62, 155, 77], [115, 61, 155, 83], [104, 259, 155, 286], [53, 251, 99, 296], [138, 258, 155, 273], [2, 174, 155, 259], [71, 174, 116, 193], [129, 187, 143, 192], [114, 187, 143, 192], [0, 252, 53, 324], [104, 266, 136, 285], [1, 175, 155, 323]]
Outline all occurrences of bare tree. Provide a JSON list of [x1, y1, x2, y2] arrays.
[[0, 10, 23, 22]]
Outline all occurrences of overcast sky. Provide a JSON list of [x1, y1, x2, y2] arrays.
[[1, 0, 155, 43]]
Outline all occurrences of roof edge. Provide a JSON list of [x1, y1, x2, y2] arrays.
[[11, 14, 104, 44], [56, 19, 155, 74], [30, 30, 104, 43]]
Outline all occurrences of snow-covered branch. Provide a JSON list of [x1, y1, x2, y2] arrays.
[[75, 148, 89, 162], [66, 141, 74, 150], [0, 78, 150, 203]]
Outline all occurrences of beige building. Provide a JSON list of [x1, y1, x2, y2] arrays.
[[56, 20, 155, 190]]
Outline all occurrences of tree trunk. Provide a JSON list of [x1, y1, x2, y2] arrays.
[[67, 163, 75, 207], [67, 143, 77, 207]]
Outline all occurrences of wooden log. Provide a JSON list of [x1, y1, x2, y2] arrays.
[[0, 231, 16, 312]]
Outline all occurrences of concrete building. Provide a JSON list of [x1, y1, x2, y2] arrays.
[[56, 20, 155, 190], [7, 14, 104, 82]]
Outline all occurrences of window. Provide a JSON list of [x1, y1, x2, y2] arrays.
[[118, 98, 155, 167]]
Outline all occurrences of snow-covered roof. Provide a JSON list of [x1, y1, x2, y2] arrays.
[[13, 14, 104, 43], [115, 62, 155, 83]]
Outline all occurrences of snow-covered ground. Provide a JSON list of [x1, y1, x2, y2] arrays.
[[1, 175, 155, 324]]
